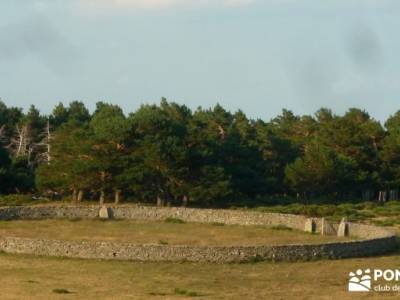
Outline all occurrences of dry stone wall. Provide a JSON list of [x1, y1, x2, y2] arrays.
[[0, 205, 308, 229], [0, 205, 397, 263]]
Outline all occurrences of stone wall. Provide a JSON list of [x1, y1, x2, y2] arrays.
[[0, 205, 308, 230], [0, 205, 397, 263]]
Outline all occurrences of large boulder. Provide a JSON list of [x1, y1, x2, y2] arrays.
[[305, 218, 316, 233], [321, 218, 336, 236], [99, 206, 111, 219], [337, 217, 349, 237]]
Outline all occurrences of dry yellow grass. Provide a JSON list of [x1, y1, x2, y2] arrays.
[[0, 219, 351, 246], [0, 218, 396, 299], [0, 252, 399, 300]]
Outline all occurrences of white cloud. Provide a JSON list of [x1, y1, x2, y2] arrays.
[[78, 0, 256, 11]]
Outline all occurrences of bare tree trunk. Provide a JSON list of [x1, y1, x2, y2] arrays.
[[157, 196, 164, 207], [378, 191, 387, 205], [99, 171, 106, 205], [114, 190, 121, 204], [16, 125, 26, 157], [77, 190, 84, 202], [182, 195, 188, 207], [45, 118, 51, 165], [99, 191, 105, 205], [72, 189, 77, 202]]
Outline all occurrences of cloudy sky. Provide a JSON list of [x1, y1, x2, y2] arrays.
[[1, 0, 399, 122]]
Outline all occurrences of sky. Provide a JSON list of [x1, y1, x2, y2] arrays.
[[0, 0, 399, 122]]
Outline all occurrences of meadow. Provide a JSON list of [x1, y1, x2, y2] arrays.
[[1, 251, 399, 300], [0, 199, 399, 299], [0, 218, 350, 246]]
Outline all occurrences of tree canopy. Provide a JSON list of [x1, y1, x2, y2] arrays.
[[1, 99, 399, 206]]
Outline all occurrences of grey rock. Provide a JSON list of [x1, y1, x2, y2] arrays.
[[305, 218, 316, 233], [337, 217, 349, 237], [321, 218, 336, 236], [99, 206, 110, 219]]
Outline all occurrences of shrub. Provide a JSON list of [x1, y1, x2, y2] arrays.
[[0, 194, 44, 207], [373, 218, 400, 227], [211, 222, 225, 226], [271, 224, 292, 231], [164, 217, 185, 224], [52, 288, 72, 294], [149, 292, 167, 296], [173, 288, 200, 297], [245, 255, 265, 264]]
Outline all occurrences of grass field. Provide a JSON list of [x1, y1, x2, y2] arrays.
[[0, 219, 350, 246], [0, 251, 399, 300], [1, 200, 399, 299]]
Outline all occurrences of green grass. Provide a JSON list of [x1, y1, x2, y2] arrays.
[[0, 194, 50, 207], [254, 201, 400, 223]]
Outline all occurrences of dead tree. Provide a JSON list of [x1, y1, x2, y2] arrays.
[[36, 119, 52, 165], [378, 191, 387, 205], [10, 124, 31, 158]]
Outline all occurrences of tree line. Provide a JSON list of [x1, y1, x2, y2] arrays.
[[1, 98, 400, 207]]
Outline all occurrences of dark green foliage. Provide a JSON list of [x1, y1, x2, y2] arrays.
[[0, 145, 11, 194], [1, 98, 400, 206]]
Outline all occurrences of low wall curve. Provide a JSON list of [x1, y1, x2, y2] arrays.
[[0, 205, 397, 263]]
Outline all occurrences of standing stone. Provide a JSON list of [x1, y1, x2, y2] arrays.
[[337, 217, 349, 237], [99, 205, 110, 219], [305, 218, 316, 233], [321, 218, 335, 236]]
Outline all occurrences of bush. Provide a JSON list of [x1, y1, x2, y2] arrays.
[[271, 224, 292, 231], [253, 201, 387, 222], [173, 288, 201, 297], [52, 288, 72, 294], [373, 217, 400, 227], [164, 217, 185, 224], [245, 255, 265, 264]]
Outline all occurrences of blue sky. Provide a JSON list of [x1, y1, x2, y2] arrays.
[[0, 0, 399, 122]]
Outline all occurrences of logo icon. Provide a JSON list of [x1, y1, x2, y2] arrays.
[[349, 269, 372, 292]]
